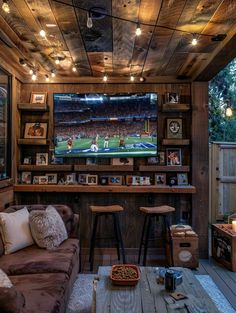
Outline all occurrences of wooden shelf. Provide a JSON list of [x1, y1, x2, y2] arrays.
[[162, 139, 190, 145], [18, 165, 73, 172], [74, 165, 133, 172], [14, 184, 196, 194], [18, 103, 49, 111], [139, 165, 190, 172], [17, 139, 50, 145], [162, 103, 190, 112]]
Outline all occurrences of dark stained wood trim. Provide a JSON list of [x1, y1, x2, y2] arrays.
[[191, 82, 209, 258]]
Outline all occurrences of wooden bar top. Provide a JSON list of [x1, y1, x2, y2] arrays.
[[14, 184, 196, 193], [95, 266, 219, 313]]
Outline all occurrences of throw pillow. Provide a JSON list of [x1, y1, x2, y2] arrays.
[[0, 207, 34, 254], [29, 205, 68, 250], [0, 269, 13, 288]]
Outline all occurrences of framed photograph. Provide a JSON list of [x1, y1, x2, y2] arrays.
[[38, 176, 48, 185], [66, 173, 77, 184], [23, 157, 32, 165], [33, 176, 40, 184], [147, 157, 159, 165], [46, 173, 58, 184], [30, 92, 47, 105], [168, 175, 178, 186], [166, 148, 182, 166], [111, 158, 134, 166], [140, 176, 151, 185], [166, 118, 183, 139], [24, 122, 47, 139], [165, 92, 179, 104], [126, 175, 133, 185], [78, 174, 88, 185], [177, 173, 188, 185], [100, 176, 109, 185], [36, 153, 48, 165], [108, 176, 123, 185], [21, 172, 31, 184], [155, 173, 166, 185], [86, 157, 97, 165], [158, 151, 165, 165], [87, 175, 98, 185]]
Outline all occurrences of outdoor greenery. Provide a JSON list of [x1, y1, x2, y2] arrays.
[[209, 58, 236, 142]]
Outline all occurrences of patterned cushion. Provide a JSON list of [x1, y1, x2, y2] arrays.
[[0, 207, 34, 254], [29, 205, 68, 249], [0, 268, 13, 288]]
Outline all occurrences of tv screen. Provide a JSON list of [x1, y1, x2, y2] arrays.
[[53, 93, 157, 157]]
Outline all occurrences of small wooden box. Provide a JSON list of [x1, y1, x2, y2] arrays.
[[169, 226, 199, 268], [212, 224, 236, 272]]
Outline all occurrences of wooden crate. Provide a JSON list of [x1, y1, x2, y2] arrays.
[[212, 224, 236, 272], [169, 226, 199, 268]]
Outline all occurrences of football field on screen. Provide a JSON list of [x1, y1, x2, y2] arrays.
[[55, 136, 157, 157]]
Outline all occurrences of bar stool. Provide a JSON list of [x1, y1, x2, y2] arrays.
[[138, 205, 175, 266], [89, 205, 126, 271]]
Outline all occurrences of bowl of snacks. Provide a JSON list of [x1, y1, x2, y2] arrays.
[[110, 264, 140, 286]]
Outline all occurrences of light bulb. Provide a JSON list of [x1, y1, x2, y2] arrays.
[[29, 69, 33, 75], [45, 75, 49, 82], [39, 29, 46, 38], [226, 107, 233, 117], [191, 35, 198, 46], [87, 13, 93, 28], [103, 74, 108, 82], [136, 24, 141, 36], [72, 66, 77, 72], [2, 1, 10, 13], [55, 58, 60, 65], [51, 71, 56, 78], [130, 75, 134, 82], [32, 73, 37, 81]]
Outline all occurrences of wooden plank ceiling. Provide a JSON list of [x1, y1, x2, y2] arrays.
[[0, 0, 236, 82]]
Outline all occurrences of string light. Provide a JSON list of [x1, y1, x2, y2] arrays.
[[103, 74, 108, 82], [2, 0, 10, 13], [87, 12, 93, 28], [55, 58, 60, 65], [72, 66, 77, 72], [191, 34, 198, 46], [29, 69, 33, 75], [226, 107, 233, 117], [51, 71, 56, 78], [45, 74, 49, 82], [19, 58, 27, 66], [130, 75, 134, 82], [39, 29, 46, 38], [135, 23, 141, 36], [31, 72, 37, 81]]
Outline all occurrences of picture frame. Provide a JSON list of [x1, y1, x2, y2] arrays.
[[46, 173, 58, 184], [21, 172, 31, 184], [108, 175, 123, 185], [166, 118, 183, 139], [155, 173, 166, 185], [86, 157, 97, 165], [38, 176, 48, 185], [177, 173, 188, 185], [126, 175, 133, 185], [23, 156, 32, 165], [111, 158, 134, 166], [100, 176, 109, 185], [147, 157, 159, 165], [78, 174, 88, 185], [87, 175, 98, 185], [33, 176, 40, 184], [158, 151, 165, 165], [66, 173, 77, 184], [168, 175, 178, 186], [36, 153, 48, 165], [30, 92, 47, 105], [24, 122, 47, 139], [139, 176, 151, 185], [165, 92, 179, 104], [166, 148, 182, 166]]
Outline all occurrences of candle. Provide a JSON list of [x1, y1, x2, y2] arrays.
[[232, 221, 236, 232]]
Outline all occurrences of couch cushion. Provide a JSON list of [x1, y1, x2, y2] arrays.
[[0, 286, 25, 313], [10, 272, 70, 313], [0, 207, 34, 254], [29, 205, 68, 250], [0, 238, 79, 276]]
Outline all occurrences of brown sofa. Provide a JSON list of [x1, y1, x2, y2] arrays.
[[0, 204, 80, 313]]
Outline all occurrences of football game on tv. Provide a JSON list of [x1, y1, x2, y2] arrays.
[[53, 93, 157, 157]]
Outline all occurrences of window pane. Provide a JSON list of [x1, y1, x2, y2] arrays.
[[0, 68, 10, 180]]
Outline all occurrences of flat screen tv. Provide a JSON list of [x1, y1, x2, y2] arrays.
[[53, 93, 157, 157]]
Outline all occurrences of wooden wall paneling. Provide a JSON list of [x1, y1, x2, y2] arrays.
[[191, 81, 209, 258], [0, 187, 14, 211]]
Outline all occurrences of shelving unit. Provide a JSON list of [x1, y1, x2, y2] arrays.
[[18, 165, 72, 172], [74, 165, 133, 172], [139, 165, 190, 172], [17, 139, 49, 145], [162, 139, 190, 146], [162, 103, 190, 112]]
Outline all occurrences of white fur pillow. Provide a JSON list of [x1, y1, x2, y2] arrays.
[[0, 207, 34, 254], [29, 205, 68, 250]]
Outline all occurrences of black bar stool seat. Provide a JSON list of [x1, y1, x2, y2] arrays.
[[138, 205, 175, 266], [89, 205, 126, 271]]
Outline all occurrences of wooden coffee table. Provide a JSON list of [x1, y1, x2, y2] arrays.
[[94, 266, 219, 313]]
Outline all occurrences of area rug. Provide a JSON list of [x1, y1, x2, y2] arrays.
[[66, 274, 236, 313]]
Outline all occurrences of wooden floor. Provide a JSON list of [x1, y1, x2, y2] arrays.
[[81, 251, 236, 311]]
